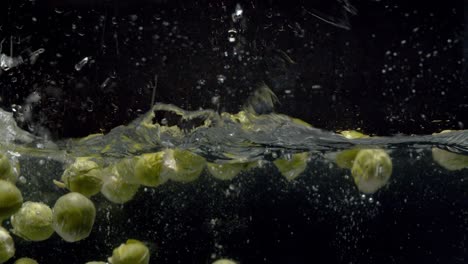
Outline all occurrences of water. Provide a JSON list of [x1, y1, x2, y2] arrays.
[[0, 103, 467, 263]]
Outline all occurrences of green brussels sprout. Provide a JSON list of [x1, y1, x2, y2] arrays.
[[351, 149, 392, 194], [0, 227, 14, 263], [335, 148, 361, 169], [0, 180, 23, 220], [0, 154, 19, 183], [273, 152, 309, 181], [207, 162, 246, 181], [212, 259, 238, 264], [52, 192, 96, 242], [339, 130, 369, 139], [109, 239, 150, 264], [14, 257, 38, 264], [134, 152, 167, 187], [101, 167, 140, 204], [11, 202, 54, 241], [59, 158, 103, 197], [114, 157, 140, 184], [163, 149, 206, 183], [432, 148, 468, 171]]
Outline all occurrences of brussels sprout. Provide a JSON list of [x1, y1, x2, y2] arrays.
[[0, 227, 14, 263], [335, 148, 361, 169], [14, 257, 38, 264], [114, 157, 140, 184], [0, 154, 19, 183], [60, 158, 103, 196], [351, 149, 392, 194], [109, 239, 150, 264], [101, 167, 140, 204], [432, 148, 468, 171], [273, 152, 309, 181], [212, 259, 237, 264], [339, 130, 369, 139], [134, 152, 167, 187], [0, 180, 23, 220], [59, 158, 103, 197], [11, 202, 54, 241], [207, 162, 246, 181], [163, 149, 206, 183], [52, 192, 96, 242]]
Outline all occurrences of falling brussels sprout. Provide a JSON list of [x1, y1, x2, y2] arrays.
[[0, 180, 23, 220], [57, 158, 103, 197], [273, 152, 309, 181], [109, 239, 150, 264], [14, 257, 38, 264], [0, 227, 14, 263], [101, 166, 140, 204], [212, 259, 238, 264], [207, 162, 246, 181], [0, 154, 19, 183], [134, 152, 167, 187], [52, 192, 96, 242], [163, 149, 206, 183], [11, 202, 54, 241], [432, 148, 468, 171], [351, 149, 392, 194]]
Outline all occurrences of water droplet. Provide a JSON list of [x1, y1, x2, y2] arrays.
[[75, 57, 89, 71], [232, 3, 243, 22], [19, 176, 27, 184], [54, 8, 64, 14]]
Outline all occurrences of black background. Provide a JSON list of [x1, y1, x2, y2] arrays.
[[0, 1, 467, 264], [0, 0, 466, 139]]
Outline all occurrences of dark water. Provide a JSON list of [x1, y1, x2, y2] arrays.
[[7, 145, 468, 264]]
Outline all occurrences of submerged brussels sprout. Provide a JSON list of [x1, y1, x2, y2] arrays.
[[212, 259, 238, 264], [273, 152, 309, 181], [0, 180, 23, 220], [101, 167, 140, 204], [351, 149, 392, 194], [432, 148, 468, 171], [163, 149, 206, 183], [52, 192, 96, 242], [14, 258, 38, 264], [59, 158, 103, 197], [207, 162, 246, 181], [335, 148, 361, 169], [109, 239, 150, 264], [134, 152, 167, 187], [0, 227, 14, 263], [11, 202, 54, 241], [339, 130, 369, 139], [0, 154, 19, 183]]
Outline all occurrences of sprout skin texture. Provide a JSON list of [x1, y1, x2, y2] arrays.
[[110, 239, 150, 264], [351, 149, 393, 194], [207, 162, 245, 181], [273, 152, 308, 181], [52, 192, 96, 242], [0, 154, 18, 183], [163, 149, 206, 183], [101, 167, 140, 204], [134, 152, 167, 187], [11, 202, 54, 241], [14, 258, 38, 264], [61, 158, 103, 197], [0, 227, 14, 264], [0, 180, 23, 220]]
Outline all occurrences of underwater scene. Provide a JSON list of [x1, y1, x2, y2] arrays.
[[0, 0, 467, 264]]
